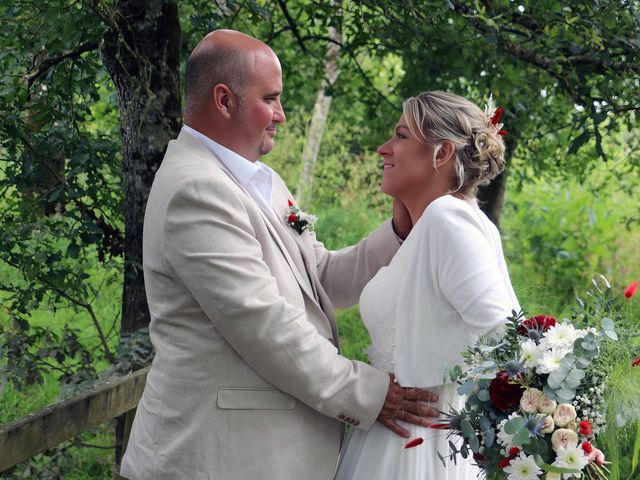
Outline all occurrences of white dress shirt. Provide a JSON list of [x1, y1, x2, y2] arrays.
[[182, 125, 277, 219]]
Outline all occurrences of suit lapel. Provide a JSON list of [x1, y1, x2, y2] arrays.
[[209, 158, 318, 304], [175, 131, 337, 343], [270, 177, 341, 348]]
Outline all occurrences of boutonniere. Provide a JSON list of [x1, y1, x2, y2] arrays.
[[285, 199, 317, 235]]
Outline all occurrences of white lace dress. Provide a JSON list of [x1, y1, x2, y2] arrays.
[[334, 195, 520, 480]]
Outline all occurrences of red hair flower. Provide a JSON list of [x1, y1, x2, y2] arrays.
[[404, 437, 424, 449], [624, 281, 638, 299], [484, 94, 507, 136], [578, 420, 592, 436]]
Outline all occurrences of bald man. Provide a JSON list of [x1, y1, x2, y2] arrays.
[[120, 30, 437, 480]]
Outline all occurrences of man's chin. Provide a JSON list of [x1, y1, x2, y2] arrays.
[[259, 140, 275, 156]]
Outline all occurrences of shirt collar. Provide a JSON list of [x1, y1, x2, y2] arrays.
[[182, 125, 271, 185]]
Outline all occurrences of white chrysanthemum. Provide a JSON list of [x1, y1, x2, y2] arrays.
[[543, 323, 580, 349], [496, 413, 520, 449], [503, 452, 542, 480], [536, 348, 566, 374], [552, 443, 588, 477], [520, 388, 543, 414], [520, 339, 541, 368]]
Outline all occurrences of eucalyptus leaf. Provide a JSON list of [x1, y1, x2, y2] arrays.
[[461, 419, 475, 439], [477, 389, 490, 401]]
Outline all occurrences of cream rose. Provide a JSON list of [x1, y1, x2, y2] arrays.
[[539, 414, 555, 434], [538, 395, 557, 414], [551, 428, 578, 452], [553, 403, 577, 427], [520, 388, 543, 414]]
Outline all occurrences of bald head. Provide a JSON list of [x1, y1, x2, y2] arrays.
[[184, 30, 275, 120]]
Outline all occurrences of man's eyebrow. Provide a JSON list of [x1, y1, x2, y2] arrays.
[[264, 90, 281, 97]]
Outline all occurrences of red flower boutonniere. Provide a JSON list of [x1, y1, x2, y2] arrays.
[[285, 199, 318, 235]]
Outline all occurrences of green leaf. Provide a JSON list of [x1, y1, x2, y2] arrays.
[[477, 389, 490, 401], [542, 463, 580, 474], [513, 427, 531, 446], [631, 420, 640, 475], [461, 419, 475, 439], [504, 416, 525, 434]]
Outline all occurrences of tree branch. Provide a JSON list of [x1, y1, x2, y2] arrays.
[[276, 0, 307, 53], [25, 41, 99, 90]]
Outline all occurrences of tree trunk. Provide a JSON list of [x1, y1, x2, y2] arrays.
[[477, 169, 507, 227], [296, 1, 341, 206], [477, 137, 516, 227], [100, 0, 181, 464]]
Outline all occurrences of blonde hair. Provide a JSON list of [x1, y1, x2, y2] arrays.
[[402, 90, 506, 196]]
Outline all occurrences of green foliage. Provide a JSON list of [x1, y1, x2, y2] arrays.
[[501, 162, 640, 312]]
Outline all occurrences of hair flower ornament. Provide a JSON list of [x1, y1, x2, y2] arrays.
[[285, 199, 317, 235], [484, 94, 507, 136]]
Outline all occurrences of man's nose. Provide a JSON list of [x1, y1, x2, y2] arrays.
[[274, 100, 286, 123]]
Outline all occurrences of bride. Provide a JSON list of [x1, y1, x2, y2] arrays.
[[335, 91, 520, 479]]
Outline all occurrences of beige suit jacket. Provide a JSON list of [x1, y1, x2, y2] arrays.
[[120, 130, 396, 479]]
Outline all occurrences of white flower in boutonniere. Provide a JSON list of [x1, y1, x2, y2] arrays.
[[285, 199, 317, 235]]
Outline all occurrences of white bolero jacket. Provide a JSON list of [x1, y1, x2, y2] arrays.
[[391, 195, 520, 388]]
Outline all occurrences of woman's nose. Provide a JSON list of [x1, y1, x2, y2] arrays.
[[377, 140, 391, 156]]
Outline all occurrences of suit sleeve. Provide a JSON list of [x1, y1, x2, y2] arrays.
[[162, 175, 388, 429], [312, 220, 401, 309]]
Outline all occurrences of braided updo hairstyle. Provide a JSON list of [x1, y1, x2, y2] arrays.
[[402, 91, 506, 197]]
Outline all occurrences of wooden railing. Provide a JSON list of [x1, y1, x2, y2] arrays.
[[0, 367, 149, 473]]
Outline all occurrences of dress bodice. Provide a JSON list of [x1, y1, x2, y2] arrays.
[[359, 264, 400, 373]]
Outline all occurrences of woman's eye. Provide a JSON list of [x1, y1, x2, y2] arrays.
[[396, 133, 406, 139]]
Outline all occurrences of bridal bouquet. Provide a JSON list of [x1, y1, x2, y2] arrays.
[[437, 277, 640, 480]]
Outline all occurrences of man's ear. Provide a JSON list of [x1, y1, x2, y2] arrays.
[[212, 83, 236, 119], [435, 140, 456, 168]]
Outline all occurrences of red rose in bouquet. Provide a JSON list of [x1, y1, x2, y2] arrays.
[[488, 371, 525, 412], [517, 315, 556, 335]]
